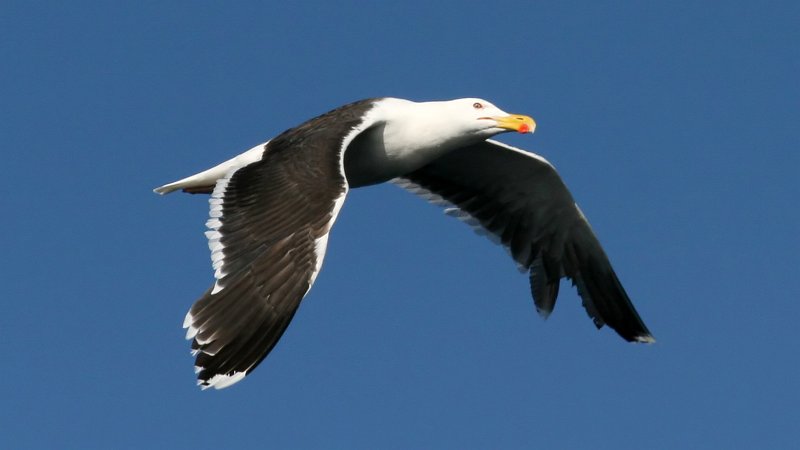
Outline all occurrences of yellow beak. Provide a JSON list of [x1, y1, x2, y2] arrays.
[[489, 114, 536, 134]]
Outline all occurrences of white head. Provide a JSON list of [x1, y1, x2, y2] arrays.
[[375, 97, 536, 156], [431, 98, 536, 138]]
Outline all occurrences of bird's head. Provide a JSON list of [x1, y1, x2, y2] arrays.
[[441, 98, 536, 138], [365, 97, 537, 177]]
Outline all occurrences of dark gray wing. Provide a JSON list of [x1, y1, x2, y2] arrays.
[[185, 99, 378, 389], [395, 139, 654, 343]]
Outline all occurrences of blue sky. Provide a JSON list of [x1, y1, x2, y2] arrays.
[[2, 1, 798, 448]]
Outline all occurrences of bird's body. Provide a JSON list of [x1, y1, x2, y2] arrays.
[[155, 97, 653, 390]]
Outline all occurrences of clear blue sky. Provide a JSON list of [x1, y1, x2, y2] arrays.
[[2, 1, 798, 448]]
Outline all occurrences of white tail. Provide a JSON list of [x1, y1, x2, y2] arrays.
[[153, 142, 269, 195]]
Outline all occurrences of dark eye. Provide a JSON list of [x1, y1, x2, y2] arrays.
[[472, 102, 483, 109]]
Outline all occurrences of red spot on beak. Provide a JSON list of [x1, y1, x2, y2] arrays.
[[518, 123, 531, 134]]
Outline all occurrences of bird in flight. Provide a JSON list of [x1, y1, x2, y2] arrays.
[[155, 97, 654, 389]]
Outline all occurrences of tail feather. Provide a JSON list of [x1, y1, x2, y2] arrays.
[[153, 142, 268, 195]]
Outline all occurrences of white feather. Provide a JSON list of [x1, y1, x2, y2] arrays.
[[153, 143, 268, 194], [199, 371, 247, 390]]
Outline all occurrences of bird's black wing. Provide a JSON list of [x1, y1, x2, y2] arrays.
[[395, 139, 653, 343], [185, 99, 379, 389]]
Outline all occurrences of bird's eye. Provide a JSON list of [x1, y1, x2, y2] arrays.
[[472, 102, 483, 109]]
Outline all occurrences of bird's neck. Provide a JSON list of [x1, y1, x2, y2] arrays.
[[344, 118, 480, 188]]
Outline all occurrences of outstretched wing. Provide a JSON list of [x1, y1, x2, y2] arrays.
[[185, 99, 380, 389], [395, 139, 654, 343]]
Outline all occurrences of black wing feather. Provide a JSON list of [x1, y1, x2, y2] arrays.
[[399, 140, 653, 343], [185, 99, 378, 388]]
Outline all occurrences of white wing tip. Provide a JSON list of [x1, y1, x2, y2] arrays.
[[184, 326, 198, 340], [635, 334, 656, 344], [183, 311, 199, 340], [199, 371, 247, 390]]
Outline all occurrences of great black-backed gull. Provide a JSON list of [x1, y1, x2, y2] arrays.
[[155, 97, 654, 390]]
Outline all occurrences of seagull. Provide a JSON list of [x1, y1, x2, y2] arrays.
[[155, 97, 654, 389]]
